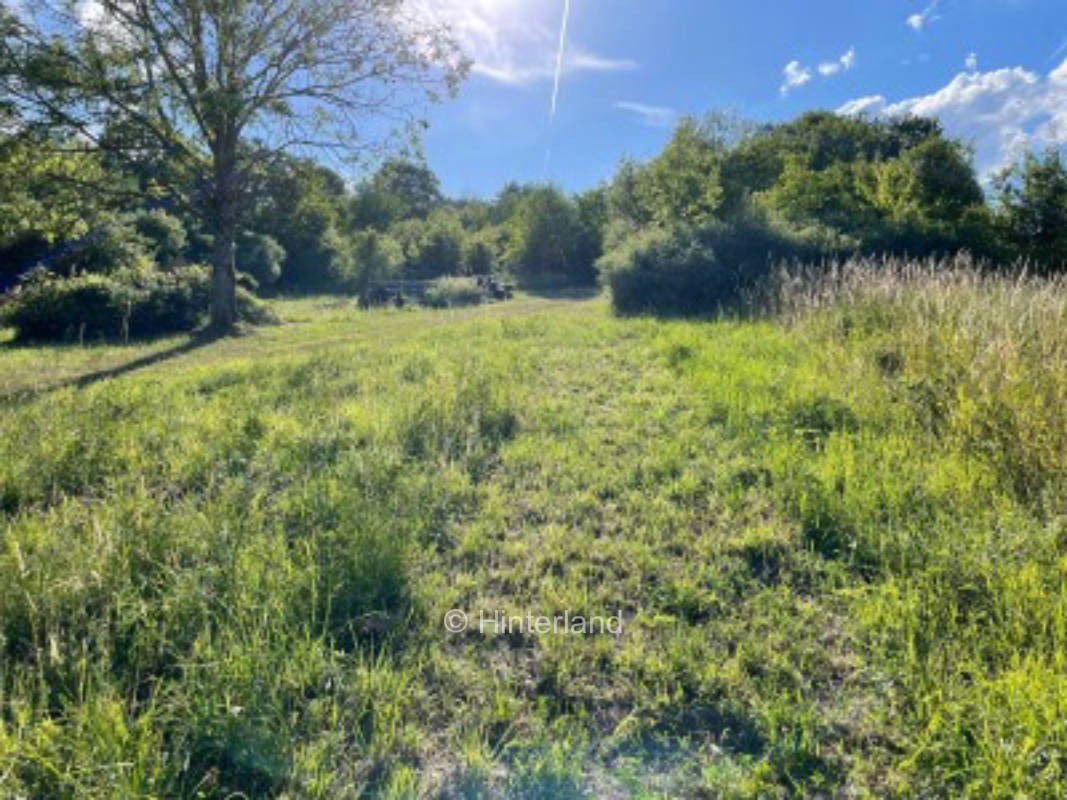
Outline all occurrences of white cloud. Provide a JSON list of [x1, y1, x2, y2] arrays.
[[966, 52, 978, 72], [906, 0, 940, 31], [472, 47, 637, 86], [615, 101, 677, 128], [837, 95, 887, 116], [783, 47, 854, 95], [74, 0, 137, 50], [780, 61, 813, 95], [411, 0, 637, 86], [819, 47, 856, 77], [838, 59, 1067, 177]]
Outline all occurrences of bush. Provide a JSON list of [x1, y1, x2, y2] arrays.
[[349, 229, 403, 293], [52, 218, 154, 275], [463, 233, 496, 276], [422, 276, 484, 308], [392, 211, 464, 279], [237, 232, 286, 291], [599, 216, 821, 316], [131, 209, 188, 267], [186, 230, 215, 263], [2, 266, 275, 341], [506, 186, 594, 284], [275, 199, 352, 291]]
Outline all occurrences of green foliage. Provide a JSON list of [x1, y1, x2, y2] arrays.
[[867, 137, 984, 223], [3, 265, 274, 340], [1, 279, 1067, 795], [505, 186, 593, 283], [462, 235, 496, 276], [1, 0, 466, 329], [236, 231, 286, 291], [391, 210, 464, 279], [131, 209, 187, 267], [756, 155, 875, 234], [598, 110, 1012, 309], [347, 229, 404, 293], [281, 200, 352, 290], [422, 276, 484, 308], [52, 217, 155, 276], [0, 137, 109, 250], [601, 216, 819, 315], [639, 117, 726, 227], [346, 159, 444, 233], [995, 147, 1067, 272]]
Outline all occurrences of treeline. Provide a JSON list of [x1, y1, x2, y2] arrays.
[[2, 110, 1066, 333], [596, 112, 1067, 314], [0, 149, 603, 299]]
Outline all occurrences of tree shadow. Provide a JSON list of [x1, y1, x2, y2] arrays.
[[516, 282, 601, 300], [0, 331, 221, 406]]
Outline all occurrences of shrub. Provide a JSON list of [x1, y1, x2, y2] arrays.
[[275, 199, 352, 291], [237, 232, 286, 291], [422, 276, 484, 309], [506, 186, 593, 284], [463, 233, 496, 275], [0, 232, 49, 287], [3, 265, 275, 341], [52, 217, 154, 275], [392, 211, 464, 279], [186, 230, 215, 263], [600, 216, 821, 316], [348, 229, 403, 293], [131, 209, 188, 267]]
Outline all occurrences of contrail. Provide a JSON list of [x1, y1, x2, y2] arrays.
[[544, 0, 572, 176], [1051, 35, 1067, 63], [549, 0, 572, 122]]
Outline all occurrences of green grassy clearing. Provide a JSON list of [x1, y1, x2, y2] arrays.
[[1, 274, 1065, 797]]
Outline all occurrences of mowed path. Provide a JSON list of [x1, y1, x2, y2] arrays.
[[0, 291, 600, 402]]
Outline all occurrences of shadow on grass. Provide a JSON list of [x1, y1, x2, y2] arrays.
[[0, 330, 221, 406], [515, 281, 601, 300]]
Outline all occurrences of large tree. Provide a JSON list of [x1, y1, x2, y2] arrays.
[[995, 148, 1067, 273], [0, 0, 466, 330]]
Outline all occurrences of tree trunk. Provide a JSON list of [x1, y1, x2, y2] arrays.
[[210, 224, 237, 332], [209, 142, 239, 333]]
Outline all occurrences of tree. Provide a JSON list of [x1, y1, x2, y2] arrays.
[[756, 155, 875, 235], [506, 186, 590, 282], [641, 118, 725, 227], [995, 148, 1067, 273], [391, 208, 463, 278], [866, 138, 983, 225], [236, 231, 285, 289], [0, 138, 110, 259], [1, 0, 466, 330], [370, 158, 442, 221], [132, 208, 187, 267], [241, 154, 351, 289]]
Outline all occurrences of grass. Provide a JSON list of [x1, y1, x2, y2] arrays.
[[0, 266, 1065, 797]]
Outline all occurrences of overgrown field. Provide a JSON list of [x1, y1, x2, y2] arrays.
[[1, 268, 1065, 798]]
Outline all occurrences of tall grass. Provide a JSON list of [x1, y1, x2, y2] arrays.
[[769, 255, 1067, 507], [2, 276, 1066, 797], [759, 256, 1067, 794]]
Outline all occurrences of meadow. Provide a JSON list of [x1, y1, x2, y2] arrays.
[[1, 262, 1066, 798]]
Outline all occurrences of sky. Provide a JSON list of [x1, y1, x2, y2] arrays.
[[413, 0, 1067, 198]]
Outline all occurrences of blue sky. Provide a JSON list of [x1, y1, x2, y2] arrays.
[[415, 0, 1067, 198]]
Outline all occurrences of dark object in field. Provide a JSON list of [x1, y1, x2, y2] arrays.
[[360, 276, 514, 309], [474, 274, 513, 300], [359, 284, 395, 308]]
